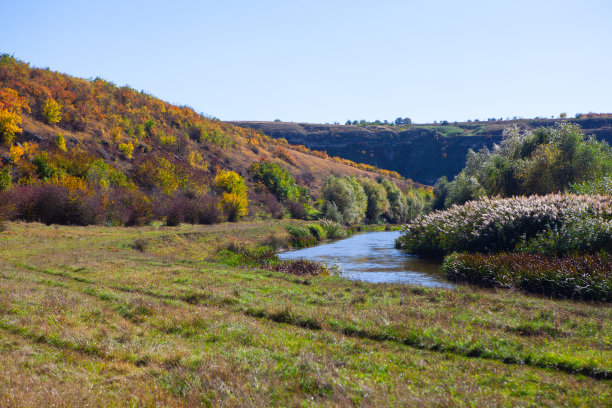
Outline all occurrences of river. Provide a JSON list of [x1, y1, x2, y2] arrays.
[[277, 231, 453, 288]]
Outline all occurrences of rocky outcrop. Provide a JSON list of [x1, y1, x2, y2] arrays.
[[230, 119, 612, 185]]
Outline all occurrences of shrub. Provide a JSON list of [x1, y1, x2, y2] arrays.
[[397, 194, 612, 257], [0, 166, 11, 191], [318, 219, 344, 239], [571, 176, 612, 196], [55, 133, 67, 151], [249, 187, 284, 219], [214, 170, 247, 195], [286, 225, 317, 248], [43, 97, 62, 124], [442, 252, 612, 302], [135, 157, 182, 194], [273, 146, 297, 166], [308, 224, 327, 241], [269, 259, 330, 276], [287, 200, 308, 220], [156, 192, 221, 226], [107, 188, 153, 226], [118, 141, 134, 159], [32, 153, 58, 180], [516, 216, 612, 256], [1, 184, 104, 225]]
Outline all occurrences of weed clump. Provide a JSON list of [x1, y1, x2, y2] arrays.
[[269, 259, 331, 276]]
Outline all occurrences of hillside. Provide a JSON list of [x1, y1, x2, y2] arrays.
[[0, 55, 421, 225], [231, 118, 612, 184]]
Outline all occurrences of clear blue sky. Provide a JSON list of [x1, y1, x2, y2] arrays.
[[1, 0, 611, 124]]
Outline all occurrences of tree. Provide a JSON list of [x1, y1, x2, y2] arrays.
[[321, 175, 366, 224], [214, 170, 248, 220], [250, 160, 302, 202], [560, 112, 567, 119], [0, 87, 29, 145], [441, 123, 612, 208], [358, 178, 390, 224], [43, 97, 62, 124], [394, 117, 412, 126]]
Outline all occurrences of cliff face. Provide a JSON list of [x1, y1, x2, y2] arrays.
[[230, 119, 612, 185]]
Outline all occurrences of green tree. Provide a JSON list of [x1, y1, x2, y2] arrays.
[[321, 175, 367, 224], [250, 160, 303, 202], [359, 178, 390, 224]]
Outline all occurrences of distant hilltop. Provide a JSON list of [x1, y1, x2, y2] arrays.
[[230, 117, 612, 185]]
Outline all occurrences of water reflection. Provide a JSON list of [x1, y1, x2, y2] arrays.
[[278, 231, 453, 288]]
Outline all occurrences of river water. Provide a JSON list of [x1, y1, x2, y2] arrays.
[[277, 231, 453, 288]]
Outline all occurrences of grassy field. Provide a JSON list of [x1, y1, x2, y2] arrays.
[[0, 221, 610, 407]]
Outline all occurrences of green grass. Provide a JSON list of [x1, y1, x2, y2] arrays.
[[0, 221, 610, 407]]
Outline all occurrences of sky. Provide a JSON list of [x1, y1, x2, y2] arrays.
[[1, 0, 611, 124]]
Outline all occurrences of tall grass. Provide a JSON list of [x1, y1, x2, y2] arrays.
[[442, 252, 612, 301], [396, 194, 612, 257]]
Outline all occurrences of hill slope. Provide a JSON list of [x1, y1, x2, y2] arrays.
[[0, 55, 417, 225], [231, 118, 612, 184]]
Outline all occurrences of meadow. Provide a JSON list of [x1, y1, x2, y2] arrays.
[[0, 221, 610, 407]]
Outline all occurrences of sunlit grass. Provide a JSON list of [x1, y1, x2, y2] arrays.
[[0, 221, 610, 406]]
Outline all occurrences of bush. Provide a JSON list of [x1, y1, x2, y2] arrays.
[[269, 259, 330, 276], [516, 216, 612, 256], [156, 192, 221, 226], [118, 141, 134, 159], [397, 194, 612, 257], [308, 224, 327, 241], [571, 176, 612, 196], [1, 184, 104, 225], [55, 133, 67, 151], [287, 200, 307, 220], [318, 219, 344, 239], [286, 225, 317, 248], [0, 166, 11, 191], [442, 252, 612, 301]]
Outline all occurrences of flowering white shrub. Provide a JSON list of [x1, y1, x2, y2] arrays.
[[396, 194, 612, 256]]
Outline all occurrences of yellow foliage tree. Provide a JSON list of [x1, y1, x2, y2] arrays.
[[220, 192, 248, 221], [0, 87, 29, 146], [43, 97, 62, 124], [214, 170, 248, 196], [214, 170, 248, 221]]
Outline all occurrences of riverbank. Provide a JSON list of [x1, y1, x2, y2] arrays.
[[0, 221, 610, 406]]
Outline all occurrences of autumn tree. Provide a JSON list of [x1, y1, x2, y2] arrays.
[[214, 170, 248, 221], [43, 97, 62, 124], [0, 87, 29, 145]]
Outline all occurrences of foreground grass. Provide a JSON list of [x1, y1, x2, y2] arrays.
[[0, 221, 611, 407]]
